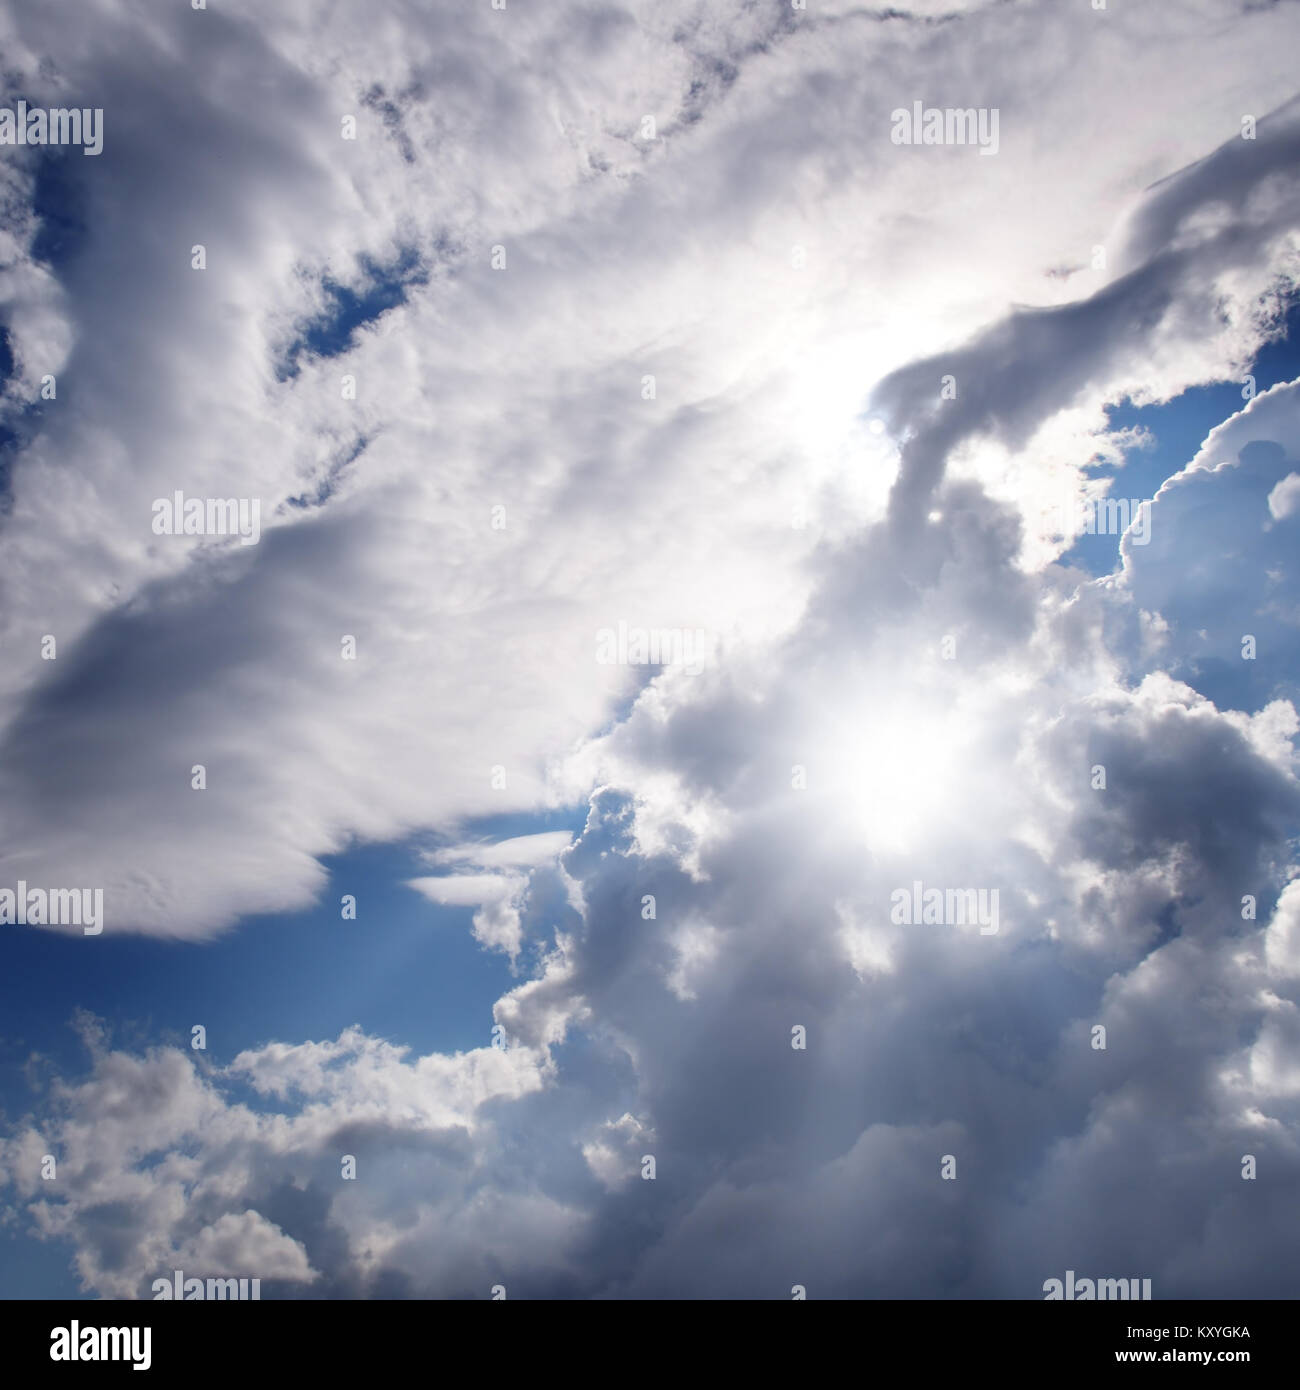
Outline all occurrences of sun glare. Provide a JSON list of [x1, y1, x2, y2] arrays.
[[834, 701, 964, 853]]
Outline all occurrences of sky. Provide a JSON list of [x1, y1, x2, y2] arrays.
[[0, 0, 1299, 1301]]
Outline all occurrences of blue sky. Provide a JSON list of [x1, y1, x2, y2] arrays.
[[0, 808, 586, 1298], [1066, 299, 1300, 583]]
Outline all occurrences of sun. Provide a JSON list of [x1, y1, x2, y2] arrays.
[[831, 697, 965, 853]]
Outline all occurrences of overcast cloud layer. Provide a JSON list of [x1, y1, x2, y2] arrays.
[[1, 0, 1299, 1299]]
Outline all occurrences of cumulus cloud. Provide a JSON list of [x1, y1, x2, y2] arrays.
[[1, 0, 1299, 1301], [0, 0, 1296, 936]]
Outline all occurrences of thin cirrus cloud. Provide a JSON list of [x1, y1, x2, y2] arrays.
[[0, 0, 1298, 1299]]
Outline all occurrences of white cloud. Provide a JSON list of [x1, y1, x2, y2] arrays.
[[1268, 471, 1300, 519], [0, 0, 1297, 936], [1, 0, 1300, 1301]]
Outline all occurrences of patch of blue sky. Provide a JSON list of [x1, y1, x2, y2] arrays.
[[277, 248, 427, 381], [1064, 295, 1300, 578], [29, 147, 90, 272], [0, 803, 589, 1295]]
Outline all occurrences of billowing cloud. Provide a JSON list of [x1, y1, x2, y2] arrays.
[[1, 0, 1299, 1301]]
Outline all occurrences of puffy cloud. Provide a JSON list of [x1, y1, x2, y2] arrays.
[[1, 0, 1298, 936], [0, 1018, 558, 1297], [407, 831, 576, 960], [1, 0, 1299, 1301]]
